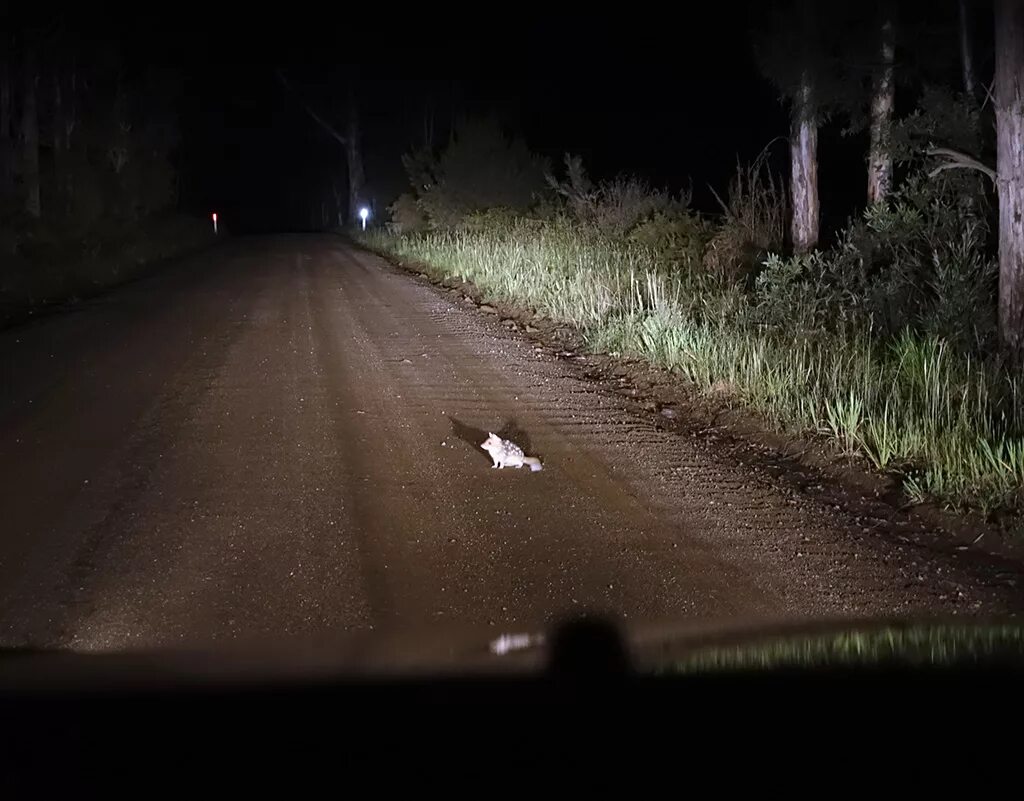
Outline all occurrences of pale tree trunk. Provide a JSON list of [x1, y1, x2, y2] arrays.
[[21, 44, 40, 219], [867, 12, 896, 205], [790, 69, 818, 253], [995, 0, 1024, 362], [790, 0, 818, 253], [346, 85, 365, 224], [959, 0, 977, 99]]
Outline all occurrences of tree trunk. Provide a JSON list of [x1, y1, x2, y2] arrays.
[[790, 0, 818, 253], [332, 181, 344, 228], [996, 0, 1024, 362], [959, 0, 977, 99], [52, 67, 61, 154], [21, 44, 40, 219], [0, 48, 12, 196], [52, 64, 65, 214], [790, 68, 818, 253], [346, 85, 365, 224], [64, 62, 77, 209], [867, 12, 896, 205], [423, 98, 434, 150]]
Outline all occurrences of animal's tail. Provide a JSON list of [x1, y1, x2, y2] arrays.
[[523, 456, 543, 472]]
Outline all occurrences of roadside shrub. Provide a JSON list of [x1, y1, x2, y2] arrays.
[[628, 211, 712, 270], [404, 116, 549, 229], [388, 193, 428, 234], [703, 150, 786, 281], [546, 154, 689, 238]]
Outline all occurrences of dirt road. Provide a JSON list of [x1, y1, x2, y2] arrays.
[[1, 235, 1021, 651]]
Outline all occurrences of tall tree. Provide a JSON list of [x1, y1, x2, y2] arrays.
[[346, 84, 365, 222], [60, 57, 77, 211], [51, 59, 64, 212], [20, 41, 40, 219], [867, 7, 896, 205], [332, 180, 345, 228], [789, 0, 819, 252], [995, 0, 1024, 361], [959, 0, 977, 99], [0, 41, 13, 197], [49, 37, 77, 216], [755, 0, 831, 253], [276, 69, 367, 226]]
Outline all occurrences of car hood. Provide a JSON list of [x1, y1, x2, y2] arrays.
[[1, 614, 1022, 690]]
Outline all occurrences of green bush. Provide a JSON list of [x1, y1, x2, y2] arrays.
[[388, 193, 428, 234], [399, 116, 549, 230], [628, 212, 711, 270], [546, 154, 688, 237]]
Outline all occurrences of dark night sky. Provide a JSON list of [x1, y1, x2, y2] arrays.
[[128, 1, 956, 234]]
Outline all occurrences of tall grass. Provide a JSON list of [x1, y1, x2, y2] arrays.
[[663, 623, 1024, 673], [362, 222, 1024, 515]]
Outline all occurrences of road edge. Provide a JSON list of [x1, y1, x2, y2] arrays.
[[350, 234, 1024, 571]]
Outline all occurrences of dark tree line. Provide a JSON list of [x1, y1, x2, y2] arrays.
[[1, 27, 181, 234], [758, 0, 1024, 361]]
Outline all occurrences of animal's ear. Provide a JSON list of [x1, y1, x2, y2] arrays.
[[488, 432, 494, 437]]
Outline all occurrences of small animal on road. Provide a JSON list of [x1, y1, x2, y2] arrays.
[[481, 433, 543, 471]]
